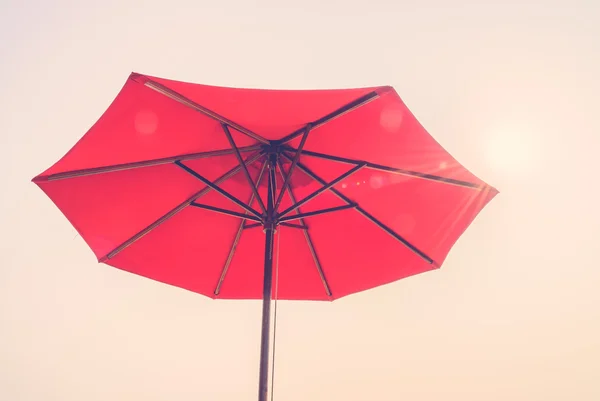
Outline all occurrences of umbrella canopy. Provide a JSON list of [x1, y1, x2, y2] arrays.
[[33, 72, 496, 300], [33, 72, 497, 401]]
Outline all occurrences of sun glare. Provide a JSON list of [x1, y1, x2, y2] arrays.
[[483, 127, 538, 176]]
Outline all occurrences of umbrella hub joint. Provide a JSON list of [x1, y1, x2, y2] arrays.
[[262, 219, 276, 232], [262, 143, 283, 160]]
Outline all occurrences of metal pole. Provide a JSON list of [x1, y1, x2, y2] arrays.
[[258, 153, 277, 401]]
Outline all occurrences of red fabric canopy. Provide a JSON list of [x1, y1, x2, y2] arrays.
[[33, 72, 497, 300]]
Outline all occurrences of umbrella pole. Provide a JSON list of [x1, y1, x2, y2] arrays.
[[258, 154, 277, 401]]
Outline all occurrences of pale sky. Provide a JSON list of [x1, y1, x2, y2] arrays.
[[1, 1, 599, 400]]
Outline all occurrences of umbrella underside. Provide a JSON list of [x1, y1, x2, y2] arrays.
[[34, 73, 497, 301]]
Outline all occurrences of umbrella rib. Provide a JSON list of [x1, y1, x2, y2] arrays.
[[277, 163, 366, 219], [222, 124, 267, 214], [35, 145, 262, 181], [285, 146, 487, 191], [279, 222, 308, 230], [274, 90, 384, 145], [214, 159, 268, 296], [100, 151, 265, 262], [284, 146, 486, 190], [139, 76, 270, 145], [274, 125, 310, 212], [190, 202, 262, 221], [175, 160, 263, 219], [282, 153, 435, 265], [278, 204, 357, 223], [275, 160, 332, 297]]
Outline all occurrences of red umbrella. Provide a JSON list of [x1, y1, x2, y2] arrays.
[[33, 72, 497, 400]]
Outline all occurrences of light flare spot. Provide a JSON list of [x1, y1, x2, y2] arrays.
[[483, 124, 539, 176], [369, 175, 384, 189], [380, 104, 404, 132], [135, 110, 158, 135]]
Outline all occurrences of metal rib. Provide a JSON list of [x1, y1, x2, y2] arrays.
[[281, 153, 435, 265], [277, 163, 365, 219], [100, 152, 264, 261], [37, 145, 261, 182], [279, 222, 308, 230], [284, 146, 485, 190], [273, 125, 310, 212], [275, 90, 383, 145], [276, 160, 332, 297], [175, 160, 262, 219], [141, 77, 269, 145], [190, 202, 262, 221], [222, 124, 267, 214], [278, 204, 357, 223], [214, 160, 268, 296]]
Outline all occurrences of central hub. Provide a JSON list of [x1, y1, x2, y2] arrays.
[[261, 143, 283, 158]]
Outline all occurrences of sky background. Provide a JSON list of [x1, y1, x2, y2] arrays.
[[1, 0, 599, 400]]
